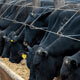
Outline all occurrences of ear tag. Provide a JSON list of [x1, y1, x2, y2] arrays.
[[11, 40, 14, 43], [22, 53, 27, 59]]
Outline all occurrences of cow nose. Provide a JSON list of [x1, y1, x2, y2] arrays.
[[41, 51, 48, 57], [37, 49, 48, 57], [61, 74, 68, 80], [64, 58, 78, 69], [70, 59, 78, 69]]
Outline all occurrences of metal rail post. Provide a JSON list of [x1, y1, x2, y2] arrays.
[[32, 0, 40, 7], [54, 0, 65, 8]]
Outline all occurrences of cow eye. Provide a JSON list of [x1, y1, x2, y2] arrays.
[[41, 51, 48, 57]]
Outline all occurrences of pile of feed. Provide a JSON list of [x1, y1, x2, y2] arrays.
[[0, 57, 30, 80]]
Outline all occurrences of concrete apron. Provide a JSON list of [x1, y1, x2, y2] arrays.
[[0, 61, 24, 80]]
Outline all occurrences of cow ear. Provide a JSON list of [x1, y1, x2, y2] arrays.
[[41, 51, 48, 57], [70, 60, 78, 68]]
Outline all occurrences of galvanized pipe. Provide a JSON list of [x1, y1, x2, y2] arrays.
[[54, 0, 65, 8], [32, 0, 40, 7]]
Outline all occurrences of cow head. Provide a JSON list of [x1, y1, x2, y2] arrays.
[[29, 47, 63, 80], [3, 31, 17, 43], [8, 31, 17, 43], [4, 31, 24, 63], [36, 47, 48, 57], [18, 50, 32, 69], [9, 42, 23, 63], [60, 56, 79, 80], [26, 12, 39, 25], [18, 45, 39, 69], [26, 7, 46, 25], [3, 35, 11, 43]]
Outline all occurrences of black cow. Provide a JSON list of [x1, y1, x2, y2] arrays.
[[0, 0, 32, 52], [9, 42, 24, 63], [60, 50, 80, 80], [1, 7, 51, 53], [29, 11, 80, 80], [0, 5, 21, 55], [0, 22, 22, 55], [25, 9, 66, 69], [17, 9, 75, 80], [2, 26, 25, 63], [1, 25, 24, 57], [0, 0, 32, 56], [7, 26, 44, 63], [14, 8, 53, 64], [23, 8, 53, 46], [2, 28, 24, 63]]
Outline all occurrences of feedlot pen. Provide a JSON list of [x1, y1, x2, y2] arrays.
[[0, 0, 80, 80]]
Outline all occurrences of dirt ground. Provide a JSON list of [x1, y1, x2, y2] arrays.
[[0, 57, 30, 80]]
